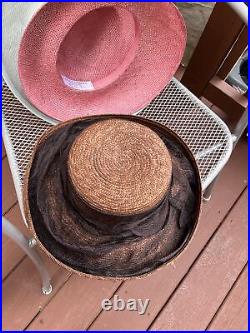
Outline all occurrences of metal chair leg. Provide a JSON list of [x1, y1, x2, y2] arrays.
[[203, 178, 218, 202], [232, 107, 248, 148], [2, 216, 52, 295]]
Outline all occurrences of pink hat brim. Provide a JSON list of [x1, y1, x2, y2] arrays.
[[18, 2, 186, 122]]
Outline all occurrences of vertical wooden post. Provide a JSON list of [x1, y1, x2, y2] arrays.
[[217, 26, 248, 80], [181, 3, 245, 97]]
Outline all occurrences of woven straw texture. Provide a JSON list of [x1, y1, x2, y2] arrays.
[[23, 115, 201, 279], [18, 2, 186, 121], [68, 119, 172, 215]]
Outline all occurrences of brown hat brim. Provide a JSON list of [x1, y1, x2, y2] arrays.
[[23, 115, 202, 280]]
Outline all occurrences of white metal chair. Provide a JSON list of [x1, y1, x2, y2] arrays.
[[2, 2, 248, 294]]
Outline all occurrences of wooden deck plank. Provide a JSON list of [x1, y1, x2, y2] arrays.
[[2, 254, 71, 331], [88, 140, 247, 331], [2, 157, 17, 214], [2, 140, 247, 330], [207, 265, 248, 331], [27, 276, 120, 331], [150, 189, 248, 331], [2, 204, 29, 280], [2, 204, 27, 246]]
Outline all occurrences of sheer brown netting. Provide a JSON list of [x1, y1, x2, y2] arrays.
[[24, 116, 201, 278]]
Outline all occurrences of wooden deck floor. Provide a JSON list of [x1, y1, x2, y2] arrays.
[[2, 106, 248, 330]]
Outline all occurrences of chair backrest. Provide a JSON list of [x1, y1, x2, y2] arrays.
[[181, 2, 248, 122]]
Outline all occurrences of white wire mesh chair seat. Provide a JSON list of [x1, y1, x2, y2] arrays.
[[2, 78, 233, 294], [2, 78, 233, 208]]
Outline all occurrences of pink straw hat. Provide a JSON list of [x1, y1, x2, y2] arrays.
[[18, 2, 186, 122]]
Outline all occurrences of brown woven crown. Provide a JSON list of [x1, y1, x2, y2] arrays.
[[68, 119, 172, 216]]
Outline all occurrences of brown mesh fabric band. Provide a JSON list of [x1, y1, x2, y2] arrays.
[[24, 116, 201, 278]]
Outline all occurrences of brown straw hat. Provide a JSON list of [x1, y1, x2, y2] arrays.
[[23, 115, 201, 279]]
